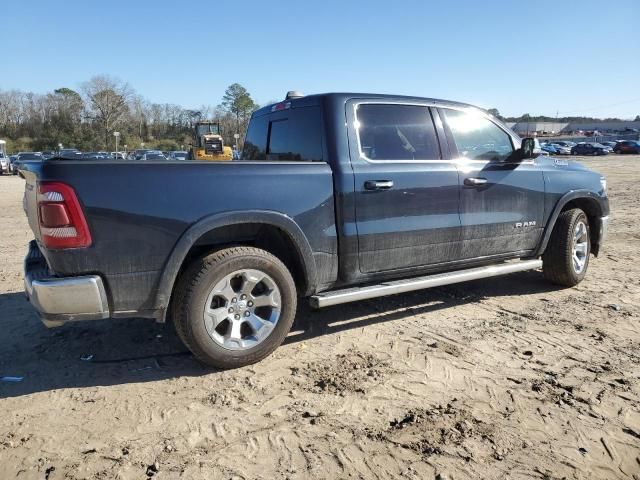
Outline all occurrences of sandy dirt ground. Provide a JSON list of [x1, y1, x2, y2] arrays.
[[0, 156, 638, 480]]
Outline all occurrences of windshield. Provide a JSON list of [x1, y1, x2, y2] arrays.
[[197, 123, 220, 136]]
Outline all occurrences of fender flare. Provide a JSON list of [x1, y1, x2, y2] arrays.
[[154, 210, 317, 319], [534, 190, 604, 257]]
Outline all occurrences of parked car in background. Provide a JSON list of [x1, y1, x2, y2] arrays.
[[540, 143, 558, 155], [133, 149, 153, 160], [60, 151, 83, 160], [169, 151, 189, 160], [0, 154, 9, 175], [14, 152, 44, 171], [552, 141, 576, 149], [613, 140, 640, 154], [82, 151, 112, 160], [571, 143, 609, 156], [549, 143, 572, 155], [0, 140, 9, 174], [110, 152, 127, 159], [139, 151, 167, 161], [9, 155, 19, 174], [600, 141, 617, 150], [59, 148, 80, 157], [16, 152, 44, 161]]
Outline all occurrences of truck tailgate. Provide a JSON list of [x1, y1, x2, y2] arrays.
[[20, 163, 43, 243]]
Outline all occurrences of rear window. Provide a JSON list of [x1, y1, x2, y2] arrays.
[[242, 106, 323, 161]]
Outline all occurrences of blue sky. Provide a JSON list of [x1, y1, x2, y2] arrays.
[[4, 0, 639, 118]]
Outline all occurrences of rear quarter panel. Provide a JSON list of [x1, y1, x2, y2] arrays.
[[27, 160, 337, 313]]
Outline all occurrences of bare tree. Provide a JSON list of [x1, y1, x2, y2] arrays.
[[82, 75, 133, 149]]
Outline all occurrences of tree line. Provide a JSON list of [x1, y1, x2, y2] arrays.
[[0, 76, 259, 153], [3, 77, 636, 154], [486, 108, 640, 124]]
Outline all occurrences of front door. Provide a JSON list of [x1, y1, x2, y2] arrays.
[[438, 107, 544, 259], [347, 101, 461, 274]]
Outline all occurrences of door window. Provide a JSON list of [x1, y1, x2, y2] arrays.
[[442, 108, 514, 161], [356, 104, 440, 161]]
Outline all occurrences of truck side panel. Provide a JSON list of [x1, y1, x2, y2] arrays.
[[23, 161, 338, 314]]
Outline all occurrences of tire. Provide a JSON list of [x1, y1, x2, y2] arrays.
[[171, 246, 297, 368], [542, 208, 590, 287]]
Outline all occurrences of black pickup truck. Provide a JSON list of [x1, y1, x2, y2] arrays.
[[21, 92, 610, 368]]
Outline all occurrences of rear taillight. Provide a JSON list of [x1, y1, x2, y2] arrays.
[[37, 182, 92, 249]]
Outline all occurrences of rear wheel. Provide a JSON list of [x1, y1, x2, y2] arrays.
[[543, 208, 590, 286], [172, 247, 297, 368]]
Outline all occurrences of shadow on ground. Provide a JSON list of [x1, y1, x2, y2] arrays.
[[0, 270, 559, 398]]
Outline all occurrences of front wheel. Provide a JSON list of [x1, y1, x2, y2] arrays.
[[542, 208, 590, 287], [172, 247, 297, 368]]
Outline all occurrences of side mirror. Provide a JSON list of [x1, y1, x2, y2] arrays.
[[520, 137, 536, 159]]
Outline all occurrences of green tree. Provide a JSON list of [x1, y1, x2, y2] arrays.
[[486, 108, 503, 121], [47, 87, 84, 147], [634, 115, 640, 122], [221, 83, 257, 135]]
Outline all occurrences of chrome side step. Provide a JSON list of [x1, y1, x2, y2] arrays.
[[309, 259, 542, 308]]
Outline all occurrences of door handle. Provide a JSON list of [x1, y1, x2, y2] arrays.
[[364, 180, 394, 190], [464, 177, 488, 186]]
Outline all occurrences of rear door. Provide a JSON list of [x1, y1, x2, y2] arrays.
[[438, 107, 544, 259], [347, 101, 461, 274]]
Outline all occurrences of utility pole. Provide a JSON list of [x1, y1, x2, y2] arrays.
[[113, 131, 120, 157]]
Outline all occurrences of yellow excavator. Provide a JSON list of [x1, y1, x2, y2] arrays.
[[189, 121, 233, 161]]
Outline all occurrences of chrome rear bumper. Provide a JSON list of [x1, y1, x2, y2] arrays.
[[24, 240, 110, 327]]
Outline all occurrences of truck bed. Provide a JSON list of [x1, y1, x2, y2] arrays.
[[21, 159, 338, 315]]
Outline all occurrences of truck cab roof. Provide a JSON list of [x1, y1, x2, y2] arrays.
[[253, 92, 476, 118]]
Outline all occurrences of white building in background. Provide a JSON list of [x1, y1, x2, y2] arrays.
[[509, 122, 568, 135], [507, 120, 640, 135]]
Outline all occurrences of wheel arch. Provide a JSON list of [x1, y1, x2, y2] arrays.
[[536, 191, 605, 257], [154, 210, 317, 322]]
